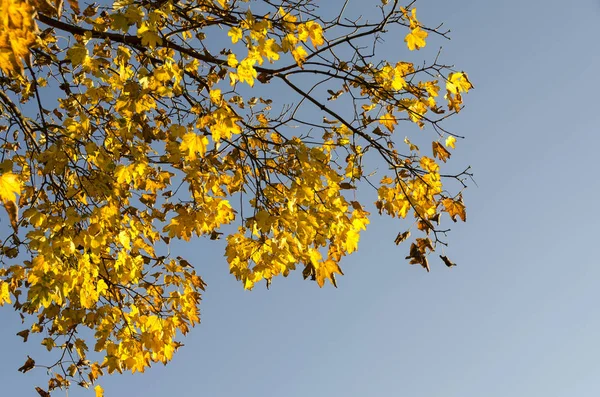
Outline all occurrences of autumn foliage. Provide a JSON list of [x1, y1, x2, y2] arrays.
[[0, 0, 472, 394]]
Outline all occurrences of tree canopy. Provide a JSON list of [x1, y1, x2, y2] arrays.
[[0, 0, 472, 394]]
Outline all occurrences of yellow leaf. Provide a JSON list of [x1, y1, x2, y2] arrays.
[[94, 385, 104, 397], [345, 229, 360, 253], [432, 141, 451, 163], [445, 136, 456, 149], [380, 113, 397, 132], [424, 80, 440, 97], [0, 172, 21, 204], [408, 100, 428, 125], [292, 45, 308, 67], [0, 280, 11, 305], [74, 339, 88, 358], [279, 6, 297, 25], [118, 230, 131, 250], [96, 279, 108, 296], [260, 38, 281, 62], [254, 210, 271, 233], [445, 92, 463, 112], [111, 13, 130, 31], [237, 58, 257, 86], [442, 197, 466, 222], [137, 23, 162, 48], [420, 156, 439, 173], [305, 21, 324, 48], [392, 73, 406, 90], [66, 43, 88, 66], [228, 27, 243, 43], [405, 27, 428, 51], [308, 248, 322, 266], [446, 72, 473, 94], [315, 259, 343, 288], [180, 133, 209, 160], [227, 53, 238, 67], [123, 5, 144, 24], [209, 89, 222, 105], [153, 66, 171, 82], [297, 23, 309, 42], [210, 108, 241, 141]]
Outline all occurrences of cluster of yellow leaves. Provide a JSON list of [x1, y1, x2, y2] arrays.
[[0, 36, 213, 391], [0, 0, 36, 74], [227, 7, 325, 86], [376, 159, 442, 222], [363, 63, 471, 130], [225, 140, 370, 289], [0, 1, 471, 395], [402, 8, 428, 51], [445, 71, 474, 111], [374, 62, 412, 91]]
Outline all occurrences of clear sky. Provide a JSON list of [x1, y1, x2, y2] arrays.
[[2, 0, 600, 396]]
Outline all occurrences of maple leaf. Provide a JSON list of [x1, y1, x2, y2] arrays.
[[432, 141, 451, 162], [405, 27, 428, 51], [228, 27, 243, 43], [0, 172, 21, 204], [111, 13, 131, 31], [380, 113, 398, 132], [446, 72, 474, 94], [66, 44, 88, 66], [260, 38, 281, 62], [442, 197, 467, 222], [306, 21, 325, 48], [292, 45, 308, 67], [315, 259, 344, 288], [237, 58, 258, 86], [445, 136, 457, 149], [137, 23, 162, 48], [420, 156, 439, 173], [180, 133, 209, 160]]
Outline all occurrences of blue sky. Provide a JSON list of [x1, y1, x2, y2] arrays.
[[2, 0, 600, 396]]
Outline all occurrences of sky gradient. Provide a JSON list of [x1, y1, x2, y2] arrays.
[[2, 0, 600, 396]]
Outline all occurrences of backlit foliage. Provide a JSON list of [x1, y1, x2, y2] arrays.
[[0, 0, 472, 394]]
